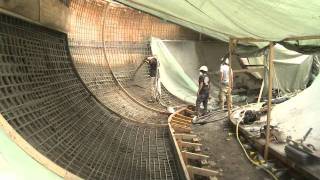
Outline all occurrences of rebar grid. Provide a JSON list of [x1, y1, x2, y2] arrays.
[[0, 12, 184, 180], [68, 0, 197, 123]]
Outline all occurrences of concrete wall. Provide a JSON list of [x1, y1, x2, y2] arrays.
[[0, 0, 70, 32]]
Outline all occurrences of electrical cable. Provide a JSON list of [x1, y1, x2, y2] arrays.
[[236, 119, 279, 180]]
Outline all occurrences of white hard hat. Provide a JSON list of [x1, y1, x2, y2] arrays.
[[225, 58, 229, 64], [221, 57, 229, 65], [199, 66, 208, 72]]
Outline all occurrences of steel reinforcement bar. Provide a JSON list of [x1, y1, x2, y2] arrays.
[[68, 0, 194, 124], [0, 0, 201, 179], [0, 12, 184, 179]]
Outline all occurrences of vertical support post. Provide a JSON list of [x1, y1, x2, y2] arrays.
[[264, 42, 274, 160], [227, 39, 236, 119]]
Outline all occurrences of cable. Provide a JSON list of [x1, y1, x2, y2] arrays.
[[236, 119, 279, 180]]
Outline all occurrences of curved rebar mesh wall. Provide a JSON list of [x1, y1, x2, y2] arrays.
[[68, 0, 196, 124], [0, 12, 184, 179], [0, 0, 200, 179]]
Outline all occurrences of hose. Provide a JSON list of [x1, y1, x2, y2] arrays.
[[236, 120, 279, 180]]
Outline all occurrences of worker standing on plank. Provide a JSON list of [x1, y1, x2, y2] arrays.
[[146, 56, 160, 102], [196, 66, 210, 116], [219, 58, 233, 110]]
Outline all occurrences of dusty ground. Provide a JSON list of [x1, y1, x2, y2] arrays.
[[192, 119, 271, 180]]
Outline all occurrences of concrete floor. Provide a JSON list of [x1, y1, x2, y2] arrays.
[[192, 119, 270, 180]]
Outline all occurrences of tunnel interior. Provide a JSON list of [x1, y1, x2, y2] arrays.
[[0, 0, 206, 179]]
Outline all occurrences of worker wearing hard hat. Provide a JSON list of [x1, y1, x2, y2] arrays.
[[219, 58, 233, 110], [196, 65, 210, 116]]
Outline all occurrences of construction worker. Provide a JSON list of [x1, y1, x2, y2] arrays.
[[146, 56, 160, 102], [196, 66, 210, 116], [219, 58, 233, 110]]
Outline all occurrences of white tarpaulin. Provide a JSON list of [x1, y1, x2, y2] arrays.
[[151, 37, 198, 104], [150, 37, 231, 104], [150, 37, 259, 105], [272, 75, 320, 150], [245, 44, 314, 93]]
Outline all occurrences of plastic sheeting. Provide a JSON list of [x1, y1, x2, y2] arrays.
[[244, 44, 314, 93], [151, 37, 198, 104], [153, 38, 313, 106], [272, 56, 313, 93], [150, 37, 258, 105], [117, 0, 320, 48], [272, 75, 320, 150]]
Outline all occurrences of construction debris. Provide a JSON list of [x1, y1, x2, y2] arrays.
[[192, 110, 228, 125], [285, 128, 320, 163]]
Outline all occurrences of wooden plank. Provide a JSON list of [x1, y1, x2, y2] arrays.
[[227, 38, 236, 119], [173, 128, 191, 133], [233, 37, 269, 42], [175, 115, 193, 121], [184, 108, 195, 114], [283, 35, 320, 41], [234, 35, 320, 43], [181, 151, 209, 160], [171, 123, 190, 129], [171, 119, 191, 127], [172, 126, 191, 133], [171, 124, 191, 133], [172, 116, 192, 123], [233, 67, 264, 73], [180, 141, 202, 148], [168, 107, 187, 123], [175, 114, 193, 120], [168, 125, 191, 180], [257, 79, 264, 103], [264, 42, 274, 160], [174, 133, 198, 141], [187, 165, 218, 179]]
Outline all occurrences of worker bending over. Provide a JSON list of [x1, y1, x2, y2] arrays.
[[196, 66, 210, 116], [219, 58, 233, 110]]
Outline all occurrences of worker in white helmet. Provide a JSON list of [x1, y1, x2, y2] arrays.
[[219, 58, 233, 110], [146, 55, 160, 102], [196, 65, 210, 116]]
